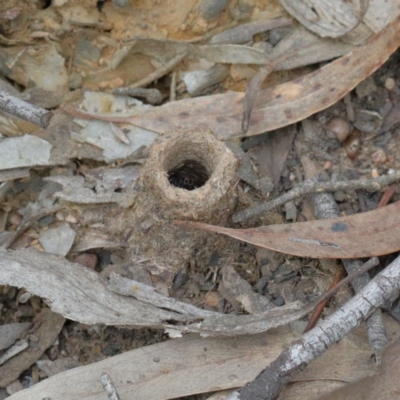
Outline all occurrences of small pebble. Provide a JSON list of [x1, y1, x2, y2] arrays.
[[55, 211, 65, 221], [65, 215, 77, 224], [326, 118, 350, 142], [74, 253, 98, 270], [371, 168, 379, 178], [8, 212, 22, 226], [323, 161, 333, 170], [371, 148, 387, 164], [30, 242, 45, 252], [38, 215, 55, 227], [384, 77, 396, 91], [204, 291, 219, 308], [344, 130, 361, 159], [272, 295, 285, 307]]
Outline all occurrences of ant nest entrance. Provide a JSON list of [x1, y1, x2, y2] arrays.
[[129, 129, 239, 273], [168, 160, 209, 190]]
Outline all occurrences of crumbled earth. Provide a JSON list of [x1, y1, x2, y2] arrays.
[[0, 1, 400, 399]]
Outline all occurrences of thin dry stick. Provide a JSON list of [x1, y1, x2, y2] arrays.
[[241, 66, 273, 134], [233, 171, 400, 222], [378, 184, 397, 207], [0, 91, 54, 128], [227, 254, 400, 400], [123, 51, 187, 89], [304, 266, 345, 332]]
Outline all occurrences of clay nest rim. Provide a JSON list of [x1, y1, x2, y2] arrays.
[[138, 128, 239, 220]]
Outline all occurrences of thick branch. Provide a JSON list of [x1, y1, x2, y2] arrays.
[[228, 253, 400, 400], [0, 91, 54, 128]]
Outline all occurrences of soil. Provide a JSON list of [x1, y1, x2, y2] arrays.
[[0, 1, 400, 399]]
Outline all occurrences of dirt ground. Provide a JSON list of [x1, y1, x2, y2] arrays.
[[1, 1, 400, 399]]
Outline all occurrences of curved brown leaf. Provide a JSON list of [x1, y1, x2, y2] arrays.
[[175, 202, 400, 259], [122, 15, 400, 139]]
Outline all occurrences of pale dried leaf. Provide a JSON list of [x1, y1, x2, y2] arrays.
[[279, 0, 369, 38], [176, 201, 400, 259], [124, 16, 400, 139]]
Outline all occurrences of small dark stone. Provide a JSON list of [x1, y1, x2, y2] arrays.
[[173, 269, 189, 290], [38, 215, 54, 228], [102, 344, 121, 356], [209, 252, 219, 266], [198, 0, 229, 20], [272, 295, 285, 307]]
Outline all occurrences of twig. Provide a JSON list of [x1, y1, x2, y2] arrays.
[[241, 66, 273, 134], [304, 266, 345, 332], [233, 171, 400, 222], [226, 253, 400, 400], [0, 91, 54, 128], [123, 51, 187, 89], [378, 184, 397, 207], [112, 87, 163, 105], [170, 71, 177, 102], [101, 373, 121, 400]]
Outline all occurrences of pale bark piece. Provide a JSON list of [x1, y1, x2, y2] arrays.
[[36, 358, 82, 377], [0, 308, 65, 388], [363, 0, 400, 32], [0, 248, 325, 336], [0, 168, 30, 182], [196, 45, 271, 64], [5, 324, 385, 400], [109, 273, 215, 318], [121, 15, 400, 139], [0, 45, 68, 92], [47, 167, 138, 207], [0, 248, 385, 337], [220, 265, 275, 313], [176, 201, 400, 259], [0, 340, 29, 366], [0, 248, 191, 327], [0, 323, 31, 351], [0, 135, 52, 170], [279, 0, 369, 38]]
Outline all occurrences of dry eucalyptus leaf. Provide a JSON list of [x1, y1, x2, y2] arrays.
[[316, 338, 400, 400], [6, 318, 394, 400], [279, 0, 369, 38], [175, 201, 400, 259], [73, 14, 400, 139], [270, 25, 354, 70]]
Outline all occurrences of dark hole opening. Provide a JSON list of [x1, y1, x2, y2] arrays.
[[168, 160, 209, 190]]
